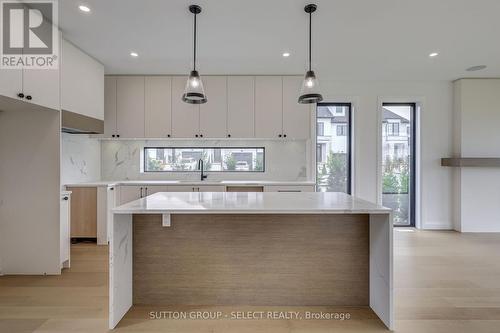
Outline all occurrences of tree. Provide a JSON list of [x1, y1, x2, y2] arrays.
[[225, 155, 236, 171], [325, 153, 347, 192], [254, 156, 264, 171], [147, 158, 163, 171]]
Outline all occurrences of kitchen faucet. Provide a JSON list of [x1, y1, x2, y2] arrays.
[[198, 159, 208, 181]]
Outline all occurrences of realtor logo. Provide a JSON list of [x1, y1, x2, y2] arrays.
[[1, 0, 58, 69]]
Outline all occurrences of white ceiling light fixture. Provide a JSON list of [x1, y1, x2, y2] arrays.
[[78, 5, 90, 13], [182, 5, 207, 104], [298, 4, 323, 104], [282, 52, 290, 58], [429, 52, 439, 57], [130, 52, 139, 57]]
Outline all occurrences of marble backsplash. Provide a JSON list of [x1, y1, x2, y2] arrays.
[[101, 139, 310, 181], [61, 133, 101, 185]]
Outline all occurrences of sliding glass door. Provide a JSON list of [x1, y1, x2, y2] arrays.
[[381, 103, 416, 226], [316, 103, 352, 194]]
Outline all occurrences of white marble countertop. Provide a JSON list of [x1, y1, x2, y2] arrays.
[[113, 192, 391, 215], [65, 180, 315, 187]]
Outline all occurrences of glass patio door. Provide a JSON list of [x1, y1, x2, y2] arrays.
[[381, 103, 416, 226]]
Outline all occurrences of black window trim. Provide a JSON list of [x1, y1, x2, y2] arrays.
[[382, 102, 416, 228]]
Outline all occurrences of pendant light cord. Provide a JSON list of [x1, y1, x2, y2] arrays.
[[193, 12, 197, 71], [309, 11, 312, 72]]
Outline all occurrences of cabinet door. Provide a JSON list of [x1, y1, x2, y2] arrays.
[[227, 76, 254, 138], [255, 76, 283, 138], [199, 76, 227, 138], [167, 185, 199, 192], [60, 193, 70, 267], [0, 68, 23, 100], [119, 186, 142, 204], [67, 187, 97, 238], [198, 185, 225, 192], [145, 76, 172, 138], [116, 76, 145, 138], [104, 77, 117, 137], [143, 185, 169, 197], [171, 76, 200, 138], [61, 39, 104, 120], [22, 67, 60, 110], [264, 185, 315, 192], [282, 76, 310, 139]]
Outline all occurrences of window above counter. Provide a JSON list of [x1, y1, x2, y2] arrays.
[[144, 147, 265, 172]]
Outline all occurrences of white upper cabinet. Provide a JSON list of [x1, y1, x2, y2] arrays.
[[61, 39, 104, 119], [104, 77, 117, 137], [171, 76, 200, 138], [255, 76, 283, 138], [282, 76, 310, 139], [227, 76, 254, 138], [200, 76, 227, 138], [102, 75, 313, 140], [0, 68, 23, 101], [145, 76, 172, 138], [116, 76, 145, 138], [22, 66, 60, 110]]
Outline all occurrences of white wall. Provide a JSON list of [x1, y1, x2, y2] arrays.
[[453, 79, 500, 232], [318, 80, 454, 230], [0, 106, 61, 274], [61, 133, 101, 185]]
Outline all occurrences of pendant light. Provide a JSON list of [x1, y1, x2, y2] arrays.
[[182, 5, 207, 104], [298, 4, 323, 104]]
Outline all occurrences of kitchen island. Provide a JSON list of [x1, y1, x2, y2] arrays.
[[109, 192, 393, 330]]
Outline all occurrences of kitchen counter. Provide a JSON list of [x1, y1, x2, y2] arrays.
[[109, 192, 393, 330], [65, 180, 315, 187], [113, 191, 391, 215]]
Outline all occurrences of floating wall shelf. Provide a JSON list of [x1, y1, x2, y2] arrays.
[[441, 158, 500, 167]]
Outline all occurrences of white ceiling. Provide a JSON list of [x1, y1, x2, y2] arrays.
[[59, 0, 500, 80]]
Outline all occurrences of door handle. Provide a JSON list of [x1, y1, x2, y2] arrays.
[[140, 187, 143, 198]]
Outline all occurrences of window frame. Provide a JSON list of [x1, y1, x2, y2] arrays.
[[315, 102, 352, 195], [143, 146, 266, 173]]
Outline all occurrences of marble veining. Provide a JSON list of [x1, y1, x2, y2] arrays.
[[101, 139, 309, 181], [61, 133, 101, 185]]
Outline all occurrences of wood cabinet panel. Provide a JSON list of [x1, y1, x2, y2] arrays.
[[145, 76, 172, 138], [171, 76, 200, 138], [67, 187, 97, 238], [116, 76, 145, 138], [255, 76, 283, 138], [199, 76, 227, 138], [227, 76, 255, 138]]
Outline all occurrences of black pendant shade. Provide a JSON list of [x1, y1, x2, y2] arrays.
[[182, 5, 207, 104], [298, 4, 323, 104]]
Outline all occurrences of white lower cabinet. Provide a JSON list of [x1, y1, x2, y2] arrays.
[[119, 185, 169, 204], [264, 185, 315, 192], [60, 192, 71, 269], [167, 185, 225, 192]]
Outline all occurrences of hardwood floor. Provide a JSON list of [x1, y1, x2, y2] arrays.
[[1, 230, 499, 332]]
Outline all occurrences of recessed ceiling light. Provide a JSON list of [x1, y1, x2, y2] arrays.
[[429, 52, 439, 58], [130, 52, 139, 57], [78, 5, 90, 13], [466, 65, 487, 72], [282, 52, 290, 58]]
